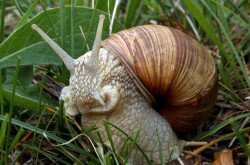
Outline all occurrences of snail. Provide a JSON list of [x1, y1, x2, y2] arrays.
[[31, 14, 218, 164]]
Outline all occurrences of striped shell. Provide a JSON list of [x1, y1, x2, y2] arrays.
[[102, 25, 218, 133]]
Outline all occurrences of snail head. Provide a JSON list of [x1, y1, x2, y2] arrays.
[[32, 15, 120, 114]]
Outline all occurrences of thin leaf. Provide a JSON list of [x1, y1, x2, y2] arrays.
[[194, 112, 250, 140], [5, 57, 20, 164], [0, 114, 8, 164], [104, 120, 151, 164], [183, 0, 234, 89], [124, 129, 140, 164], [0, 114, 8, 150], [103, 120, 120, 164], [230, 118, 250, 156], [124, 0, 143, 28], [13, 0, 24, 16], [0, 0, 6, 42], [9, 128, 24, 151], [0, 114, 89, 154], [0, 68, 4, 115], [71, 0, 76, 58], [26, 145, 71, 164], [14, 0, 40, 29], [201, 0, 250, 87], [183, 0, 223, 50], [212, 0, 250, 29]]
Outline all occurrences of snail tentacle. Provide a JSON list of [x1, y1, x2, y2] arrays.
[[86, 14, 105, 70], [31, 24, 76, 74]]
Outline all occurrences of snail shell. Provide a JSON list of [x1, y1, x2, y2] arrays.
[[102, 25, 218, 133]]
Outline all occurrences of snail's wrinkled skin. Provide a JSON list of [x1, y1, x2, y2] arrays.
[[60, 48, 184, 164]]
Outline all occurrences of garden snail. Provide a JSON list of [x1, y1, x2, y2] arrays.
[[31, 14, 218, 164]]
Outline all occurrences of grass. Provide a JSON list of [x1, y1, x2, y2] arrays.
[[0, 0, 249, 164], [0, 0, 6, 42], [4, 57, 20, 164]]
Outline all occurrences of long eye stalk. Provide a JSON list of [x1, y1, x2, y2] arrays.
[[86, 14, 105, 68], [31, 24, 76, 74]]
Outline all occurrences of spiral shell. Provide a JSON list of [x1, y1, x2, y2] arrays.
[[102, 25, 218, 133]]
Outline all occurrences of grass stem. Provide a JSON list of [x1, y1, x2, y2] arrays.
[[4, 57, 20, 164], [0, 0, 6, 42]]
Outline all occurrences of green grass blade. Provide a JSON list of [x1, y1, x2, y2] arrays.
[[11, 144, 29, 164], [57, 100, 65, 131], [83, 0, 98, 53], [0, 114, 8, 164], [31, 88, 45, 149], [13, 0, 24, 17], [156, 132, 163, 164], [216, 3, 229, 33], [38, 73, 45, 112], [183, 0, 234, 89], [194, 112, 250, 140], [0, 0, 6, 42], [0, 115, 87, 154], [213, 0, 250, 29], [230, 118, 250, 156], [71, 0, 76, 58], [39, 1, 62, 46], [5, 57, 20, 164], [124, 0, 143, 28], [124, 129, 140, 164], [35, 109, 55, 163], [104, 120, 151, 164], [25, 145, 71, 164], [4, 110, 96, 162], [201, 0, 250, 87], [218, 82, 242, 102], [237, 31, 250, 51], [103, 120, 120, 164], [40, 110, 96, 163], [60, 0, 67, 49], [9, 128, 24, 151], [58, 146, 83, 164], [60, 0, 70, 83], [32, 111, 45, 161], [183, 0, 223, 50], [0, 68, 3, 115], [14, 0, 40, 29]]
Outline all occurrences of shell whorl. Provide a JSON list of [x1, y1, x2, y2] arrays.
[[102, 25, 218, 133]]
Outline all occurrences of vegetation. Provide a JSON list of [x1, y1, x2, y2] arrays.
[[0, 0, 249, 164]]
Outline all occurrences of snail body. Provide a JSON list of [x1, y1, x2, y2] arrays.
[[66, 48, 184, 164], [32, 15, 217, 164]]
